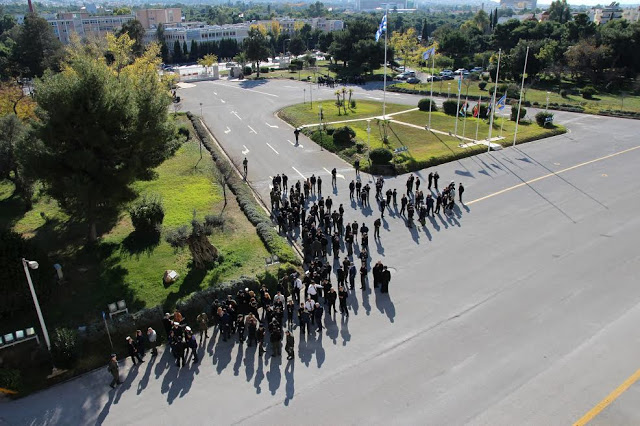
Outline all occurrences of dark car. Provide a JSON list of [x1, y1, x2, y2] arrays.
[[441, 75, 455, 80], [406, 77, 421, 84]]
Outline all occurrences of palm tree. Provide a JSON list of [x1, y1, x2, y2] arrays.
[[348, 88, 354, 109], [335, 90, 342, 115], [341, 87, 347, 114]]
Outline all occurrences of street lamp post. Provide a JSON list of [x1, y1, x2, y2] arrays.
[[448, 83, 451, 99], [367, 119, 372, 163], [22, 259, 52, 353], [318, 105, 323, 151], [546, 91, 550, 111]]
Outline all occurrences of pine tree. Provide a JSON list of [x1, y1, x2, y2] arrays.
[[183, 41, 189, 60], [421, 18, 429, 44]]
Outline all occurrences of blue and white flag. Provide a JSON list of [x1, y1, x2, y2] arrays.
[[375, 14, 387, 42], [422, 46, 436, 61], [496, 93, 507, 110], [458, 76, 462, 93]]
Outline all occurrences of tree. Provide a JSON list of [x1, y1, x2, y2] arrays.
[[173, 40, 183, 63], [472, 10, 491, 34], [564, 39, 611, 82], [289, 36, 306, 56], [182, 41, 189, 60], [117, 19, 145, 57], [548, 0, 572, 24], [12, 13, 63, 78], [308, 1, 327, 18], [391, 28, 419, 71], [165, 215, 220, 269], [0, 115, 33, 208], [244, 26, 271, 78], [421, 18, 429, 44], [24, 37, 178, 241], [189, 40, 199, 62], [198, 53, 218, 75], [156, 24, 170, 63]]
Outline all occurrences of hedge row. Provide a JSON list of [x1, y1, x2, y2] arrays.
[[598, 109, 640, 119], [186, 112, 300, 266], [388, 85, 532, 107]]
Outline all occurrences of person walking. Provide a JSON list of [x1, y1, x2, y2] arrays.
[[294, 127, 300, 145], [107, 353, 121, 389], [196, 312, 209, 344], [314, 302, 324, 333], [135, 329, 146, 358], [433, 171, 440, 191], [381, 266, 391, 293], [187, 332, 199, 363], [147, 327, 158, 356], [285, 331, 295, 360], [257, 325, 266, 356], [374, 218, 381, 239], [349, 180, 355, 200], [428, 172, 433, 190], [331, 168, 337, 187], [338, 286, 349, 317], [126, 336, 144, 365], [354, 158, 360, 175], [243, 157, 248, 178], [400, 194, 408, 216], [459, 183, 465, 203], [174, 337, 186, 367]]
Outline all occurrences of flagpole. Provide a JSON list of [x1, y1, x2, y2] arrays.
[[487, 48, 502, 152], [454, 76, 462, 137], [428, 54, 434, 129], [475, 94, 482, 142], [513, 46, 529, 147], [462, 81, 470, 138], [382, 9, 388, 119]]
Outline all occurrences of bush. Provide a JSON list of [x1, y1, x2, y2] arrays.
[[418, 98, 437, 112], [291, 60, 303, 70], [0, 368, 21, 391], [243, 66, 252, 76], [333, 126, 356, 145], [582, 85, 596, 99], [535, 111, 554, 127], [488, 83, 520, 99], [259, 67, 269, 74], [442, 99, 458, 116], [510, 105, 527, 122], [369, 147, 393, 165], [177, 125, 190, 140], [51, 327, 80, 368], [560, 89, 568, 98], [129, 194, 164, 234], [478, 81, 487, 90], [350, 100, 356, 108]]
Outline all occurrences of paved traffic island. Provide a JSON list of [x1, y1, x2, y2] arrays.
[[278, 99, 566, 174]]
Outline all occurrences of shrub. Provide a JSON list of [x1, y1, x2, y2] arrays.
[[333, 126, 356, 145], [560, 89, 568, 98], [129, 194, 165, 234], [488, 83, 520, 99], [582, 85, 596, 99], [510, 105, 527, 122], [177, 125, 191, 140], [243, 66, 252, 76], [369, 147, 393, 165], [0, 368, 21, 391], [350, 100, 356, 108], [51, 327, 80, 368], [535, 111, 554, 127], [291, 60, 303, 70], [442, 99, 458, 116], [418, 98, 437, 112], [259, 67, 269, 73], [478, 81, 487, 90]]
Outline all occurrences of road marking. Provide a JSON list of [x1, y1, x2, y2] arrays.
[[573, 367, 640, 426], [242, 145, 249, 154], [266, 143, 279, 155], [213, 91, 217, 95], [287, 139, 304, 148], [292, 166, 305, 179], [220, 99, 226, 103], [231, 111, 242, 120], [224, 127, 231, 134], [211, 81, 279, 97], [248, 125, 257, 134], [467, 145, 640, 206], [323, 167, 345, 179], [266, 122, 279, 128], [284, 85, 297, 88], [268, 176, 273, 189], [366, 96, 382, 100]]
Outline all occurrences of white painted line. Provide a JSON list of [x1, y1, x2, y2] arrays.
[[284, 85, 297, 88], [266, 143, 279, 155], [213, 91, 217, 95], [287, 139, 303, 148], [366, 96, 382, 100], [266, 122, 279, 128], [231, 111, 242, 120], [224, 127, 231, 134], [323, 167, 345, 179], [248, 125, 257, 134], [220, 99, 226, 103], [292, 166, 305, 179], [242, 145, 250, 154]]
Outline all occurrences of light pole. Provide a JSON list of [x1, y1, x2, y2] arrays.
[[318, 105, 323, 151], [367, 119, 372, 163], [22, 259, 52, 354], [303, 88, 306, 104], [546, 91, 550, 111], [448, 83, 451, 99]]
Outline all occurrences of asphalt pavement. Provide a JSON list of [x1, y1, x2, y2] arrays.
[[2, 79, 640, 425]]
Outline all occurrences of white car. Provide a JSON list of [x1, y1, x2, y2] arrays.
[[470, 66, 484, 73], [440, 69, 453, 76]]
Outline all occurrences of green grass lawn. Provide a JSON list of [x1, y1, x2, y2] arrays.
[[278, 99, 414, 128], [393, 80, 640, 114], [1, 117, 271, 325]]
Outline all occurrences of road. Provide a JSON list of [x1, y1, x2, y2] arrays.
[[2, 79, 640, 425]]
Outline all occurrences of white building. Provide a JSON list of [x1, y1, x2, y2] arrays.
[[47, 12, 134, 44], [622, 6, 640, 23], [255, 17, 344, 35], [590, 2, 623, 25], [148, 23, 250, 52]]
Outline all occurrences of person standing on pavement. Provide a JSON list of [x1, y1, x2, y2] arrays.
[[331, 168, 337, 187], [338, 286, 349, 317], [428, 172, 434, 190], [354, 158, 360, 176], [314, 302, 324, 333], [243, 157, 248, 178], [381, 266, 391, 293], [187, 332, 199, 363], [107, 353, 121, 389], [135, 329, 146, 358], [147, 327, 158, 356], [285, 331, 295, 360], [400, 194, 408, 216], [294, 127, 300, 145], [317, 176, 323, 194], [126, 336, 144, 365], [458, 183, 465, 203], [349, 180, 355, 200], [174, 336, 186, 367], [373, 218, 381, 239], [433, 171, 440, 191], [196, 312, 209, 344]]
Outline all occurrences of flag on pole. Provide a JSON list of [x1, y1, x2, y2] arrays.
[[459, 101, 467, 117], [458, 76, 462, 93], [472, 101, 480, 117], [496, 93, 507, 110], [422, 46, 436, 61], [486, 102, 492, 118], [375, 14, 387, 42]]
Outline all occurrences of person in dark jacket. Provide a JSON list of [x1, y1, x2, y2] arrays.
[[285, 331, 295, 360], [314, 303, 324, 333], [135, 329, 145, 358], [187, 333, 199, 363], [126, 336, 143, 365], [270, 322, 282, 357], [174, 337, 186, 367], [107, 353, 121, 388], [381, 266, 391, 293], [257, 325, 266, 356]]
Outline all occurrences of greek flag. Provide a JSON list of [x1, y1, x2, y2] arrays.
[[496, 93, 507, 110], [422, 46, 436, 61], [375, 14, 387, 42]]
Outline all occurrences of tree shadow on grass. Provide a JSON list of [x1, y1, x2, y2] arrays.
[[0, 191, 26, 231], [164, 266, 208, 310], [120, 230, 161, 260]]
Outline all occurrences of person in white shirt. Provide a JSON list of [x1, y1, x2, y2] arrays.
[[147, 327, 158, 356], [293, 276, 303, 304]]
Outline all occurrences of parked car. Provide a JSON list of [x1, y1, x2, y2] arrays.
[[470, 66, 484, 73], [441, 75, 455, 80], [396, 71, 416, 80], [426, 75, 442, 82], [454, 69, 470, 76], [406, 77, 421, 84], [439, 69, 453, 76]]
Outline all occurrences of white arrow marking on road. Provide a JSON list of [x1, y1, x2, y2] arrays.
[[242, 145, 249, 154], [292, 166, 305, 179], [220, 99, 226, 103], [248, 125, 257, 134], [266, 143, 279, 155], [287, 139, 303, 148], [213, 91, 217, 95], [323, 167, 345, 179], [231, 111, 242, 120], [224, 127, 231, 134], [266, 122, 279, 128]]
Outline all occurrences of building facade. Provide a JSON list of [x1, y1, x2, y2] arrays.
[[136, 8, 182, 30], [255, 17, 344, 34], [590, 2, 623, 25], [47, 12, 134, 44], [149, 23, 250, 52]]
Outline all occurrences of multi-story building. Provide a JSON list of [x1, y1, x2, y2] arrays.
[[500, 0, 537, 11], [591, 2, 623, 25], [47, 12, 134, 44], [622, 6, 640, 22], [149, 23, 250, 52], [255, 17, 344, 35], [136, 8, 182, 30]]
